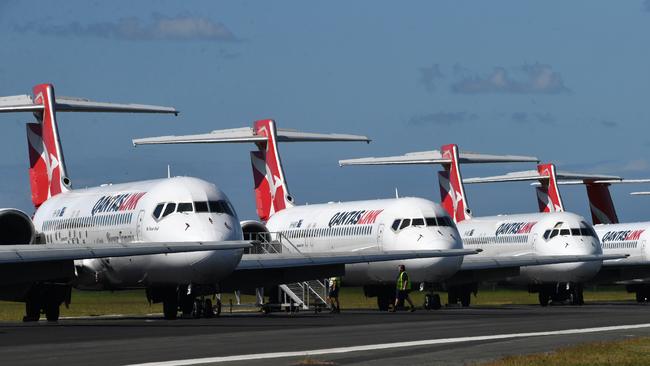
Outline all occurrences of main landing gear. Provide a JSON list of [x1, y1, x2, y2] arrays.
[[22, 283, 71, 322], [626, 285, 650, 303], [446, 284, 477, 307]]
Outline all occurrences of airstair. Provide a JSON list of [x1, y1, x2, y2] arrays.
[[241, 232, 330, 312]]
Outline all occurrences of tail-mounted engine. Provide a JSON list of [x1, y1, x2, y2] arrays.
[[0, 209, 36, 245]]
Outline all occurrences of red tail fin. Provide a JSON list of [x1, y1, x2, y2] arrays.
[[438, 144, 471, 222], [250, 119, 294, 221], [26, 84, 70, 208], [536, 163, 563, 213], [586, 183, 618, 224]]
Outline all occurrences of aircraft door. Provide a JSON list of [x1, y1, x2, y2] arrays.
[[136, 210, 145, 241], [377, 224, 384, 250], [642, 239, 647, 261]]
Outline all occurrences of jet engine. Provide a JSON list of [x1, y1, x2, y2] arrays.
[[240, 220, 270, 254], [0, 209, 36, 245]]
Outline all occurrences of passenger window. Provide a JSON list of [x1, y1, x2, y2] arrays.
[[153, 203, 164, 219], [162, 203, 176, 218], [412, 218, 425, 226], [194, 201, 209, 213], [177, 202, 194, 213], [560, 229, 570, 236], [399, 219, 411, 230], [391, 219, 401, 231], [425, 218, 437, 226]]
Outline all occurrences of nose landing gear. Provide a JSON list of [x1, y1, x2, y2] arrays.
[[148, 285, 221, 320], [534, 283, 584, 306]]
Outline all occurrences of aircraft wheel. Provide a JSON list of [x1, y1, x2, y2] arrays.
[[163, 298, 178, 320], [45, 299, 60, 322], [203, 299, 214, 318], [23, 300, 41, 322], [377, 295, 390, 311], [215, 299, 222, 316], [192, 299, 204, 318], [460, 291, 471, 307], [538, 292, 550, 307], [423, 294, 432, 310]]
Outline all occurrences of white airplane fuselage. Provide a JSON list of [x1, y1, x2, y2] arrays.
[[458, 211, 603, 284], [265, 197, 464, 285], [33, 177, 244, 289], [593, 222, 650, 283]]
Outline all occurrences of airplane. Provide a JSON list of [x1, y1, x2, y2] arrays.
[[0, 85, 471, 321], [132, 122, 620, 310], [338, 144, 626, 307], [463, 163, 650, 302]]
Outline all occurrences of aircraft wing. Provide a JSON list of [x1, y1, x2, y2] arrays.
[[460, 253, 628, 271], [235, 249, 478, 270], [0, 241, 252, 265], [220, 249, 477, 291]]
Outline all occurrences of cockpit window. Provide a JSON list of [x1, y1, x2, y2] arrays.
[[177, 202, 193, 213], [544, 225, 597, 241], [162, 203, 176, 218], [399, 219, 411, 230], [194, 201, 209, 213], [439, 217, 454, 227], [153, 203, 164, 219], [412, 218, 425, 226], [391, 219, 401, 231], [208, 200, 234, 216], [581, 227, 596, 237], [425, 217, 437, 226]]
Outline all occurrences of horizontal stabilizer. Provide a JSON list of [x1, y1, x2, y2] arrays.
[[0, 94, 178, 115], [0, 241, 252, 265], [235, 248, 479, 270], [460, 253, 628, 271], [464, 170, 622, 184], [133, 127, 370, 146], [339, 150, 538, 166]]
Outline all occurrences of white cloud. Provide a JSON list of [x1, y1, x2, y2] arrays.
[[15, 14, 238, 42], [451, 63, 569, 94]]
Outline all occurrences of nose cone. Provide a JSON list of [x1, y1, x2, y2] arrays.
[[524, 236, 602, 283], [392, 227, 464, 282], [145, 213, 244, 285]]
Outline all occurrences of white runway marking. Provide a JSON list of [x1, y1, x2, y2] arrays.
[[128, 323, 650, 366]]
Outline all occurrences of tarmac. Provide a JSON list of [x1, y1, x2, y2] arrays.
[[1, 302, 650, 365]]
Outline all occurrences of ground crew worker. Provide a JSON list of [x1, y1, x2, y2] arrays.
[[391, 264, 415, 312], [328, 276, 341, 313]]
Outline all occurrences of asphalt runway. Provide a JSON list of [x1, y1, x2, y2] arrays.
[[1, 303, 650, 366]]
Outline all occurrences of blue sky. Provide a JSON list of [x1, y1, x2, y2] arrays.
[[1, 0, 650, 222]]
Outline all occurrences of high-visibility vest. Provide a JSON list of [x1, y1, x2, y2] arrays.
[[396, 271, 411, 290]]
